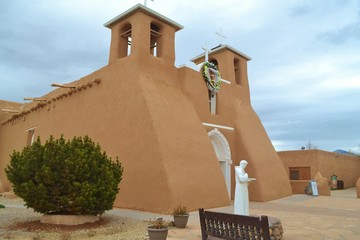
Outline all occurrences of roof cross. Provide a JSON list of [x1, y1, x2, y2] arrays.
[[215, 27, 227, 44], [144, 0, 154, 7]]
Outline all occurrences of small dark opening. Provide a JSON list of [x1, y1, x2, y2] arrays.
[[120, 23, 132, 57], [234, 58, 241, 85], [150, 23, 161, 57]]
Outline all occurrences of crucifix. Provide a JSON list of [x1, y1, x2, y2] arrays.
[[202, 46, 218, 114], [209, 85, 217, 114], [201, 28, 230, 115]]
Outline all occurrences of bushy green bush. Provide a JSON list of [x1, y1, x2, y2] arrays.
[[5, 135, 123, 215]]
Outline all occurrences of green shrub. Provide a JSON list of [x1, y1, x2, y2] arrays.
[[0, 204, 4, 208], [5, 135, 123, 215]]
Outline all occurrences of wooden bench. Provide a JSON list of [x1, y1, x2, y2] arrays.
[[199, 208, 271, 240]]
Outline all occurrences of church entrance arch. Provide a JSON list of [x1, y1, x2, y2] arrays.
[[208, 128, 232, 198]]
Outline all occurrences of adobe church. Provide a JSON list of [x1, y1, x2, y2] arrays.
[[0, 4, 292, 213]]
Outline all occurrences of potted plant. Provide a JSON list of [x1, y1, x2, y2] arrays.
[[147, 218, 169, 240], [171, 204, 189, 228]]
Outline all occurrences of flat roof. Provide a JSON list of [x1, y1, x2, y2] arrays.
[[190, 44, 252, 62], [104, 4, 184, 31]]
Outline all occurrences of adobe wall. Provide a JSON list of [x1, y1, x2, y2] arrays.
[[0, 52, 231, 213], [233, 108, 292, 201], [279, 150, 360, 188], [278, 150, 319, 178], [0, 100, 22, 123], [290, 180, 308, 194], [178, 49, 292, 202], [316, 150, 360, 188]]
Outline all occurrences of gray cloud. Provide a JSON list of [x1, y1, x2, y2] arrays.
[[318, 22, 360, 44], [0, 0, 110, 101], [289, 5, 312, 17], [0, 0, 359, 153]]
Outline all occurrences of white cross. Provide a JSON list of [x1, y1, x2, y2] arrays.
[[215, 27, 226, 44], [200, 46, 230, 84], [144, 0, 154, 7], [215, 27, 226, 39], [202, 46, 209, 62]]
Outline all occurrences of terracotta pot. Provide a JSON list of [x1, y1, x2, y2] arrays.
[[147, 227, 169, 240], [173, 214, 189, 228]]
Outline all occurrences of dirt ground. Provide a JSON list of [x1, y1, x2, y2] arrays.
[[0, 205, 150, 240]]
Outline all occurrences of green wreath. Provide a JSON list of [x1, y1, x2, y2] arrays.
[[201, 61, 221, 92]]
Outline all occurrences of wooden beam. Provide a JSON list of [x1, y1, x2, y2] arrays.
[[1, 108, 19, 113], [121, 29, 132, 38], [24, 97, 47, 101], [51, 83, 76, 89], [150, 29, 161, 37]]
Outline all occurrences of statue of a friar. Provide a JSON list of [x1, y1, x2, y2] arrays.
[[234, 160, 256, 216]]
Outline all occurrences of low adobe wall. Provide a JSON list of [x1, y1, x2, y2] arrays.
[[290, 179, 330, 196], [290, 180, 308, 194], [279, 150, 360, 188]]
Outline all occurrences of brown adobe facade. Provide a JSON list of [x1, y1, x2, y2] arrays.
[[0, 4, 292, 213], [279, 149, 360, 194]]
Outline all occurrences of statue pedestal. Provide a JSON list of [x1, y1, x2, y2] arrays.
[[269, 216, 284, 240], [250, 215, 284, 239]]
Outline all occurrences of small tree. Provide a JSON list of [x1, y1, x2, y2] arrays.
[[306, 140, 318, 150], [5, 135, 123, 215]]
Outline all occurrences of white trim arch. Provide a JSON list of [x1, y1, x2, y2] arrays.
[[208, 128, 232, 198]]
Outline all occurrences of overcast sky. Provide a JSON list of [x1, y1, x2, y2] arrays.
[[1, 0, 359, 152]]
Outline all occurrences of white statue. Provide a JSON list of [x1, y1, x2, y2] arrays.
[[234, 160, 256, 216]]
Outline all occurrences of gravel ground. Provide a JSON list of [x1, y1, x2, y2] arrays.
[[0, 198, 150, 240]]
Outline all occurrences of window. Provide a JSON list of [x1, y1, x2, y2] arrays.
[[289, 169, 300, 180], [289, 167, 310, 180], [210, 59, 218, 67], [26, 128, 36, 146], [150, 23, 161, 57], [120, 24, 132, 57], [234, 58, 241, 85]]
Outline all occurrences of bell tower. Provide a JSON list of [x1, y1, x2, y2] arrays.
[[104, 4, 183, 65], [191, 44, 252, 104]]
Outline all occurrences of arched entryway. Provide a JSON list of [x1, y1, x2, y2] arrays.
[[208, 128, 232, 198]]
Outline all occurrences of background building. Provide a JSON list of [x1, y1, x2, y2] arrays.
[[279, 149, 360, 194]]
